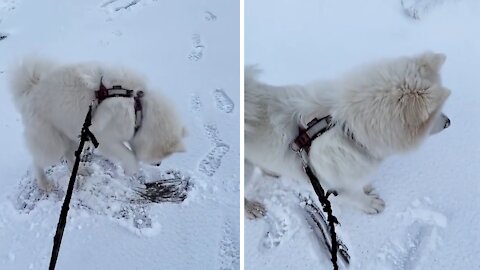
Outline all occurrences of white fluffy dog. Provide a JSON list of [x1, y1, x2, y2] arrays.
[[245, 52, 451, 218], [10, 57, 187, 191]]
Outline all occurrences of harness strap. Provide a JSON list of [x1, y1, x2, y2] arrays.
[[94, 79, 144, 134], [133, 91, 144, 133], [96, 87, 134, 100]]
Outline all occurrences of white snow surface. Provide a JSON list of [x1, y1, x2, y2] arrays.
[[245, 0, 480, 269], [0, 1, 239, 269]]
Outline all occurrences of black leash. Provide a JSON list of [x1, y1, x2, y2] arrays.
[[291, 115, 344, 270], [304, 165, 339, 270], [49, 105, 99, 270]]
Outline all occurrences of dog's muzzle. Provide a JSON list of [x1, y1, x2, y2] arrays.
[[430, 113, 450, 135], [443, 114, 451, 129]]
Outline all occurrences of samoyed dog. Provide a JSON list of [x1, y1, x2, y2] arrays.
[[245, 52, 451, 218], [10, 57, 187, 191]]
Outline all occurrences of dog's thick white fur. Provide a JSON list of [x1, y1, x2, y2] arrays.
[[10, 57, 186, 191], [245, 52, 451, 217]]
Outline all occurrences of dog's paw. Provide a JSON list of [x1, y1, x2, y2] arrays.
[[37, 178, 54, 193], [361, 193, 386, 214], [363, 184, 375, 194], [78, 165, 94, 177], [74, 176, 85, 191], [130, 170, 146, 184], [245, 199, 267, 219], [123, 162, 139, 176]]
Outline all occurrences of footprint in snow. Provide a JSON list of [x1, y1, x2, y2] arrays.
[[263, 217, 288, 249], [218, 219, 240, 270], [198, 121, 231, 177], [204, 123, 222, 145], [191, 93, 202, 112], [198, 143, 230, 177], [205, 11, 217, 22], [188, 34, 205, 61], [261, 192, 294, 249], [101, 0, 142, 12], [192, 82, 235, 177], [369, 198, 447, 270], [378, 222, 440, 270], [401, 0, 445, 20], [213, 89, 234, 114]]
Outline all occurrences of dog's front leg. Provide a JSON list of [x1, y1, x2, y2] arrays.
[[337, 185, 385, 214], [65, 142, 93, 177], [97, 141, 138, 175], [34, 164, 54, 192], [244, 159, 267, 219]]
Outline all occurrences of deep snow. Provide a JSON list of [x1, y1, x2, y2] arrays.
[[0, 0, 239, 269], [245, 0, 480, 269]]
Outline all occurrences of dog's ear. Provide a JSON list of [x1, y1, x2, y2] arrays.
[[418, 52, 446, 72]]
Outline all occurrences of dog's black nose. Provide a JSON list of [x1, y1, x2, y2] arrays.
[[444, 117, 451, 129]]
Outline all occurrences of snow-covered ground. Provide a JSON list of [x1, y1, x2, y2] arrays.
[[0, 1, 239, 269], [245, 0, 480, 269]]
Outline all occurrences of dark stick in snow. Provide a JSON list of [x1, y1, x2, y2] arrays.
[[135, 170, 191, 203], [301, 196, 350, 267]]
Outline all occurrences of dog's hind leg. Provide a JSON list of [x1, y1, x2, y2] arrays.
[[24, 122, 69, 192], [245, 159, 267, 219]]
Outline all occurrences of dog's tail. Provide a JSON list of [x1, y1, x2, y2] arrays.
[[244, 65, 266, 136], [9, 57, 54, 107]]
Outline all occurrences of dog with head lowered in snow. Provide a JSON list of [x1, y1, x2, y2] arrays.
[[10, 57, 187, 191], [245, 52, 451, 218]]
